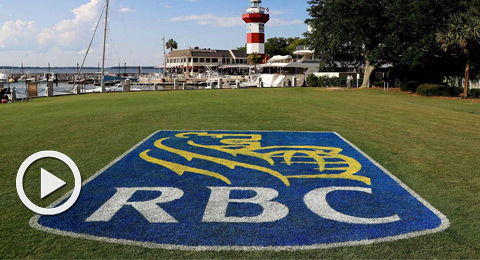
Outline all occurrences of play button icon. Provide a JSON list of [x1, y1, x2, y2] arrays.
[[17, 151, 82, 215], [41, 168, 67, 199]]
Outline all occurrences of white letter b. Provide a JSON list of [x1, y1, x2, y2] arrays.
[[202, 187, 289, 223]]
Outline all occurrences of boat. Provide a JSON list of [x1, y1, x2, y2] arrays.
[[103, 73, 138, 84], [16, 73, 36, 83], [0, 70, 13, 102], [138, 73, 166, 84], [0, 71, 8, 90], [234, 46, 320, 88], [39, 72, 56, 83], [259, 46, 319, 87], [73, 0, 138, 92], [0, 71, 9, 83], [238, 75, 260, 88]]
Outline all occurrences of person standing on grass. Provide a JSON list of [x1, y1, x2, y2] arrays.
[[347, 75, 353, 88]]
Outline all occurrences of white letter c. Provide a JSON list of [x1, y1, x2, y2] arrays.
[[304, 187, 401, 224]]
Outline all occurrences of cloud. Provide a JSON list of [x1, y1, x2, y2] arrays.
[[119, 7, 136, 13], [0, 20, 38, 49], [171, 14, 244, 27], [269, 18, 304, 26], [269, 10, 286, 15], [170, 14, 303, 28], [159, 2, 173, 8], [76, 47, 96, 55], [39, 0, 102, 49]]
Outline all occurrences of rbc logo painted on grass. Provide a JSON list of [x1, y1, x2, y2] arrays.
[[32, 131, 449, 250]]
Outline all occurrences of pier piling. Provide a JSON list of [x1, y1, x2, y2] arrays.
[[27, 82, 38, 98], [173, 78, 178, 90], [74, 85, 81, 95], [123, 79, 131, 92], [11, 87, 16, 101], [45, 81, 54, 97], [218, 78, 223, 89]]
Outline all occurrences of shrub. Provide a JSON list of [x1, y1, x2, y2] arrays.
[[318, 76, 328, 87], [394, 78, 403, 88], [306, 74, 319, 87], [306, 75, 340, 87], [400, 81, 421, 92], [333, 77, 341, 87], [470, 89, 480, 99], [374, 80, 385, 87], [449, 87, 464, 97], [416, 84, 446, 96], [327, 77, 340, 87], [416, 84, 463, 97]]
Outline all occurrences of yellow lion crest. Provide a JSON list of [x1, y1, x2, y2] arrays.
[[140, 132, 370, 186]]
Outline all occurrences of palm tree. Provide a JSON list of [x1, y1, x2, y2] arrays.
[[166, 39, 178, 52], [248, 52, 263, 74], [436, 12, 480, 98]]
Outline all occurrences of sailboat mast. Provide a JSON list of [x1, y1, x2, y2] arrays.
[[163, 36, 166, 75], [101, 0, 109, 93]]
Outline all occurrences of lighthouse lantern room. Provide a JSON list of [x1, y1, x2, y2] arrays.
[[242, 0, 270, 59]]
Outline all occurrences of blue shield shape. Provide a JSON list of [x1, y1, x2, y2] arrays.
[[32, 131, 449, 250]]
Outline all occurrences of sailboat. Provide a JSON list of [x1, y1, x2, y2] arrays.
[[102, 73, 138, 85], [100, 0, 138, 88], [76, 0, 137, 92]]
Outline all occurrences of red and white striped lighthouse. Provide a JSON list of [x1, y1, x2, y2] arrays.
[[242, 0, 270, 60]]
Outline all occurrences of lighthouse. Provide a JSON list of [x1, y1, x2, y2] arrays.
[[242, 0, 270, 60]]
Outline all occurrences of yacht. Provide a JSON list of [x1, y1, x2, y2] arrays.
[[0, 70, 9, 83], [260, 46, 320, 87]]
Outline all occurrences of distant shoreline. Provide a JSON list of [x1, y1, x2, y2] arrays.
[[0, 66, 159, 69], [0, 66, 163, 75]]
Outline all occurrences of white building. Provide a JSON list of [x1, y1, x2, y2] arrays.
[[166, 48, 249, 77]]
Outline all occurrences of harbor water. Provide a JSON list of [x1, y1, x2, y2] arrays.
[[1, 67, 162, 75], [9, 82, 123, 99]]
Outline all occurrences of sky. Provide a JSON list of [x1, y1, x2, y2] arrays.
[[0, 0, 310, 67]]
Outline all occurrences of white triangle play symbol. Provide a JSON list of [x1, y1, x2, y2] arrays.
[[41, 168, 66, 199]]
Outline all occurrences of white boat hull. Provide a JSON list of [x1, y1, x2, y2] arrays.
[[260, 74, 306, 87]]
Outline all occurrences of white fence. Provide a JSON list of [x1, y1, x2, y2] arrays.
[[445, 76, 480, 89]]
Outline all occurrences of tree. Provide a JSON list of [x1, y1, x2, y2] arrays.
[[285, 38, 308, 55], [383, 0, 466, 85], [166, 39, 178, 52], [265, 37, 289, 57], [437, 12, 480, 98], [306, 0, 390, 88], [306, 0, 472, 88], [248, 52, 263, 74], [236, 46, 247, 53], [265, 37, 306, 57]]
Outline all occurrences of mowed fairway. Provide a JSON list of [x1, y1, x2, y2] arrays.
[[0, 88, 479, 258]]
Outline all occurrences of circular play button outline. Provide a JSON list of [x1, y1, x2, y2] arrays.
[[16, 151, 82, 215]]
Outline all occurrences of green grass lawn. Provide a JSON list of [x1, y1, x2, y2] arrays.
[[1, 88, 479, 258]]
